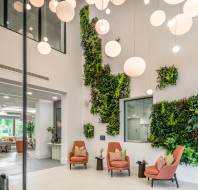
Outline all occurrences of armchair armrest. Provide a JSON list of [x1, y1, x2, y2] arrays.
[[158, 165, 177, 179], [69, 152, 74, 161], [126, 155, 130, 168]]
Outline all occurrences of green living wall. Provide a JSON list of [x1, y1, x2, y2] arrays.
[[80, 6, 130, 136], [149, 95, 198, 165]]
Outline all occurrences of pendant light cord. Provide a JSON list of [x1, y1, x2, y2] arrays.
[[133, 0, 136, 56]]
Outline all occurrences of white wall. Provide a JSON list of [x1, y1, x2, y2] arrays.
[[81, 0, 198, 184], [34, 100, 53, 159], [0, 1, 85, 164]]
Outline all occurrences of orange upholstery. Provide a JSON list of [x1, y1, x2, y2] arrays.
[[16, 140, 23, 153], [69, 140, 88, 169], [144, 146, 184, 188], [107, 142, 130, 176], [70, 156, 87, 162], [111, 160, 129, 168], [145, 166, 159, 175]]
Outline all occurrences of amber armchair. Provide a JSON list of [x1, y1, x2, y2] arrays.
[[69, 140, 88, 170], [107, 142, 130, 177], [144, 146, 184, 188]]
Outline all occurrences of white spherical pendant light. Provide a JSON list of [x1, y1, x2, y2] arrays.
[[30, 0, 44, 7], [105, 40, 121, 58], [163, 0, 185, 4], [13, 1, 23, 13], [67, 0, 76, 8], [111, 0, 126, 6], [124, 57, 146, 78], [146, 89, 153, 95], [95, 19, 110, 35], [169, 14, 193, 35], [183, 0, 198, 18], [95, 0, 109, 10], [56, 1, 75, 22], [172, 45, 180, 53], [37, 41, 52, 55], [85, 0, 95, 4], [49, 0, 58, 13], [150, 10, 166, 27]]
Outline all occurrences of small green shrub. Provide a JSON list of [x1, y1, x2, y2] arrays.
[[157, 65, 178, 89], [84, 123, 94, 139]]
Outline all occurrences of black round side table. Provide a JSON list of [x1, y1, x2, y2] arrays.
[[95, 157, 104, 170], [136, 160, 147, 178]]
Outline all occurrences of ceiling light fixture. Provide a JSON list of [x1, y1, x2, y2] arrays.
[[105, 40, 122, 58], [124, 1, 146, 78], [56, 1, 75, 22], [26, 3, 32, 10], [85, 0, 95, 4], [111, 0, 126, 6], [3, 95, 10, 99], [30, 0, 44, 7], [183, 0, 198, 18], [95, 19, 110, 35], [144, 0, 150, 5], [146, 89, 153, 95], [49, 0, 58, 13], [150, 10, 166, 27], [52, 96, 58, 100], [163, 0, 185, 5], [27, 92, 33, 95], [106, 8, 111, 15], [95, 0, 109, 10]]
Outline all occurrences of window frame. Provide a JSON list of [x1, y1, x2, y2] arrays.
[[0, 0, 66, 54], [123, 96, 153, 143]]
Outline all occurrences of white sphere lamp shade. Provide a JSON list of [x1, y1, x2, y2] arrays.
[[183, 0, 198, 18], [95, 0, 109, 10], [163, 0, 185, 4], [85, 0, 95, 4], [111, 0, 126, 6], [95, 19, 110, 35], [169, 14, 193, 35], [26, 3, 32, 10], [146, 89, 153, 95], [124, 57, 146, 78], [13, 1, 23, 13], [67, 0, 76, 8], [49, 0, 58, 13], [37, 41, 52, 55], [30, 0, 44, 7], [150, 10, 166, 27], [106, 8, 111, 15], [56, 1, 75, 22], [172, 45, 180, 53], [105, 41, 121, 58]]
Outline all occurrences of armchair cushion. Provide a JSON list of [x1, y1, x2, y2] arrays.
[[145, 165, 159, 175], [109, 149, 122, 161], [74, 146, 86, 157], [155, 156, 166, 171], [70, 156, 87, 162], [111, 160, 129, 168]]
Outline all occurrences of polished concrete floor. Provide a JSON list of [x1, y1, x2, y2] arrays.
[[9, 166, 198, 190], [0, 150, 61, 176]]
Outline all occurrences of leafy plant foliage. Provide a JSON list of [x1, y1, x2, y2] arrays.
[[84, 123, 95, 139], [157, 65, 178, 89], [80, 6, 130, 136], [149, 95, 198, 165]]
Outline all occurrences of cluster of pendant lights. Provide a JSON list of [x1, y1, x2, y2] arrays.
[[150, 0, 198, 54], [28, 0, 77, 55]]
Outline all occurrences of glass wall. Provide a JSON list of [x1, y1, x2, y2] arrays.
[[42, 2, 65, 52], [0, 0, 66, 52], [124, 97, 153, 142], [0, 1, 3, 26]]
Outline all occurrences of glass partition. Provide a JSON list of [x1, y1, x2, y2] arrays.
[[0, 1, 3, 26], [41, 2, 65, 52], [124, 97, 153, 142]]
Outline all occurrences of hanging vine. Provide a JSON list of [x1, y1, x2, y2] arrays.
[[80, 6, 130, 136]]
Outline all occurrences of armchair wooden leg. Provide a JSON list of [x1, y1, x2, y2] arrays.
[[151, 179, 154, 188], [69, 164, 71, 170], [128, 169, 131, 176], [84, 163, 87, 169], [148, 177, 150, 181], [174, 174, 179, 188], [111, 170, 113, 177]]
